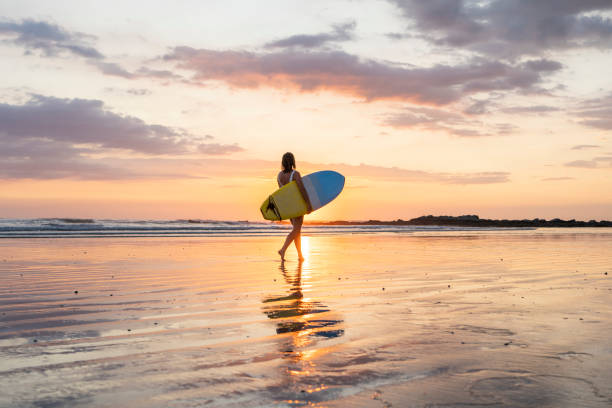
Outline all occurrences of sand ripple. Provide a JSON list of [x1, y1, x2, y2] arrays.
[[1, 231, 611, 407]]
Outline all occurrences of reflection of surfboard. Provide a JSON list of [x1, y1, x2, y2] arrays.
[[260, 171, 345, 221]]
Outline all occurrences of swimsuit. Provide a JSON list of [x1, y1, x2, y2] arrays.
[[277, 170, 295, 186]]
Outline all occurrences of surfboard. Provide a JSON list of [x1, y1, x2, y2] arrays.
[[260, 171, 345, 221]]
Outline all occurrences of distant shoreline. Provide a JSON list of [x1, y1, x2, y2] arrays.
[[306, 215, 612, 228]]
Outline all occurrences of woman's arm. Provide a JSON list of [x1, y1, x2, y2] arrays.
[[293, 172, 313, 213]]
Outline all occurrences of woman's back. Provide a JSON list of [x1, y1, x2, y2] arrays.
[[277, 170, 297, 187]]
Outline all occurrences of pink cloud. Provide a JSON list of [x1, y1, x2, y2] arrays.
[[164, 47, 560, 105]]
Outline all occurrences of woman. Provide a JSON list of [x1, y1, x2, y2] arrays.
[[277, 152, 312, 261]]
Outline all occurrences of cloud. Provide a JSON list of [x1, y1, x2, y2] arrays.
[[91, 61, 183, 81], [104, 87, 153, 96], [576, 93, 612, 130], [383, 105, 515, 137], [92, 61, 135, 78], [198, 143, 244, 155], [571, 144, 601, 150], [385, 106, 468, 128], [388, 0, 612, 59], [542, 177, 574, 181], [126, 88, 152, 96], [322, 162, 510, 184], [0, 19, 104, 59], [501, 105, 561, 114], [0, 19, 184, 82], [265, 21, 356, 49], [0, 139, 509, 183], [385, 32, 413, 40], [178, 158, 511, 185], [0, 95, 192, 154], [0, 95, 244, 179], [565, 160, 598, 168], [463, 99, 490, 115], [565, 155, 612, 168], [135, 67, 181, 79], [0, 132, 134, 180], [164, 47, 561, 105]]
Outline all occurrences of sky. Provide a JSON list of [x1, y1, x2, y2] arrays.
[[1, 0, 611, 221]]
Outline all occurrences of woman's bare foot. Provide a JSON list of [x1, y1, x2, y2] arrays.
[[278, 249, 285, 261]]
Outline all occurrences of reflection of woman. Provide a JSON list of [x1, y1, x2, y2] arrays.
[[277, 152, 312, 261], [262, 261, 344, 402]]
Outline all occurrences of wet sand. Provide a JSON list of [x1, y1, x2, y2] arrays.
[[1, 229, 611, 407]]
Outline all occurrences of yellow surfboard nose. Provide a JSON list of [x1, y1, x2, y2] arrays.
[[260, 196, 282, 221], [260, 181, 308, 221]]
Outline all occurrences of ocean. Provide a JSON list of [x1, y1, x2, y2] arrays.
[[0, 218, 528, 238]]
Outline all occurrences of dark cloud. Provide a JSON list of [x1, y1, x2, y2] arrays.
[[389, 0, 612, 59], [0, 95, 244, 179], [383, 105, 515, 137], [0, 95, 191, 154], [165, 47, 561, 105], [0, 19, 104, 59], [571, 144, 601, 150], [265, 21, 356, 49]]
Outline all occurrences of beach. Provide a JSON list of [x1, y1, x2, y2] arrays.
[[1, 228, 611, 407]]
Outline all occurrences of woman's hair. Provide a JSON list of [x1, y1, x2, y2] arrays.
[[281, 152, 296, 173]]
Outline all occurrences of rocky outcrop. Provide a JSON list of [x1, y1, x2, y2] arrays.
[[312, 215, 612, 227]]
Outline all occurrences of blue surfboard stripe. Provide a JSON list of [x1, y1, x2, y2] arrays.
[[303, 171, 345, 210]]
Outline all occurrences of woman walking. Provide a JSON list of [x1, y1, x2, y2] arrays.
[[277, 152, 312, 261]]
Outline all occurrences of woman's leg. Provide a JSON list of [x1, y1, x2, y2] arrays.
[[279, 219, 297, 260], [293, 216, 304, 261], [278, 217, 303, 261]]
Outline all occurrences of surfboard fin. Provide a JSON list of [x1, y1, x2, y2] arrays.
[[266, 196, 282, 220]]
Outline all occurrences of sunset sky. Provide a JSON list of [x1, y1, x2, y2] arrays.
[[1, 0, 611, 221]]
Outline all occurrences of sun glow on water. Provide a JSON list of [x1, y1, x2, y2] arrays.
[[300, 236, 310, 257]]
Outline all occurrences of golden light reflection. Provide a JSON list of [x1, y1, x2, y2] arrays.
[[288, 369, 312, 376], [305, 385, 329, 393], [299, 349, 319, 361], [262, 260, 344, 400], [300, 236, 310, 256]]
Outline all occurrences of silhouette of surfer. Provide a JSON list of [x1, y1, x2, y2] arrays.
[[277, 152, 312, 261]]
